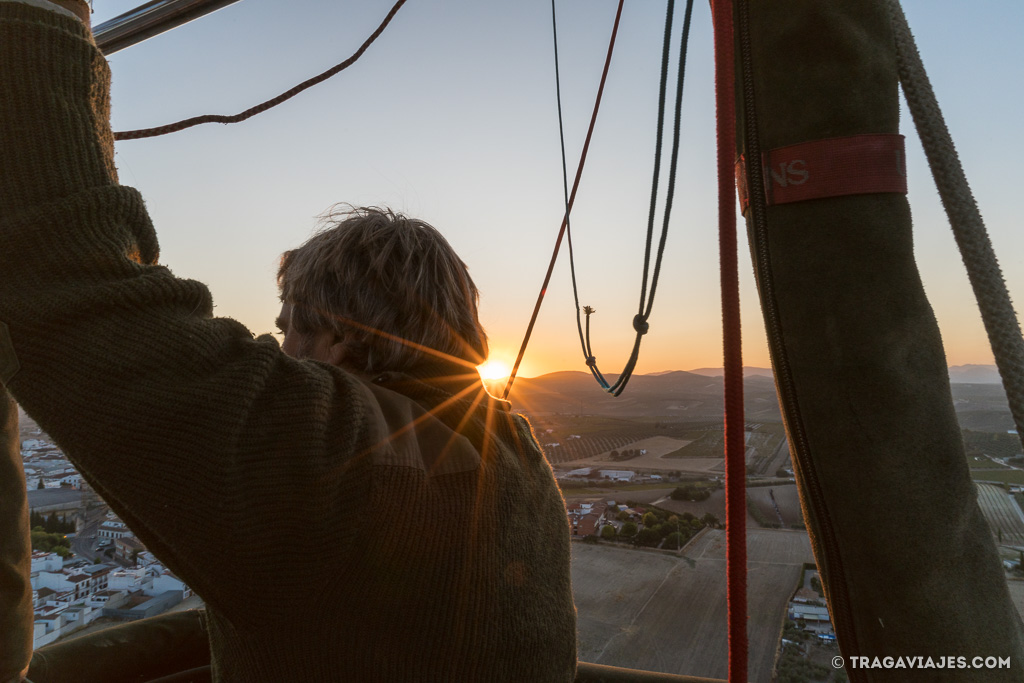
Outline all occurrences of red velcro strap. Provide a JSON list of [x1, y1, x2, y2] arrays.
[[736, 134, 907, 211]]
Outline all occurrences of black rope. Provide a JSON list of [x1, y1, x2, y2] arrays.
[[500, 0, 626, 400], [113, 0, 409, 140], [556, 0, 694, 397]]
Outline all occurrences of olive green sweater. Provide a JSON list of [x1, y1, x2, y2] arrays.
[[0, 4, 576, 680]]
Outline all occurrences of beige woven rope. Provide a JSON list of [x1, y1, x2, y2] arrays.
[[887, 0, 1024, 444]]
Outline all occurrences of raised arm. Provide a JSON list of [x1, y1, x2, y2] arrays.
[[0, 0, 375, 620]]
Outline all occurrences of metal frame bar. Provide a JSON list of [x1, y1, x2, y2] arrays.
[[94, 0, 244, 55]]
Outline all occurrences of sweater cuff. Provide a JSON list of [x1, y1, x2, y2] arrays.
[[0, 0, 116, 217]]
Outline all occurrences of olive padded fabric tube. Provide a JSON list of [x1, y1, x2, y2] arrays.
[[28, 610, 209, 683], [0, 387, 31, 683], [734, 1, 1024, 680]]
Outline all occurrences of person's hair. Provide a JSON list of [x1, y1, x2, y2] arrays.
[[277, 206, 488, 375]]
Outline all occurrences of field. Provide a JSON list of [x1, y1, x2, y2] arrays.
[[654, 485, 805, 530], [972, 469, 1024, 486], [962, 430, 1023, 460], [746, 485, 805, 528], [561, 487, 676, 505], [977, 483, 1024, 547], [562, 436, 726, 474], [656, 488, 726, 520], [572, 529, 814, 681]]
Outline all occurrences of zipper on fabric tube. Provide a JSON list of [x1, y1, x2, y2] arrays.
[[733, 0, 863, 679]]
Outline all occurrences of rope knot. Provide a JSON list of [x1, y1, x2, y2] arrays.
[[632, 314, 650, 335], [586, 356, 597, 367]]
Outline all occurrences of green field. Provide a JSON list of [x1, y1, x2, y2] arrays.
[[976, 483, 1024, 546], [963, 430, 1023, 460], [560, 482, 679, 495], [972, 469, 1024, 486]]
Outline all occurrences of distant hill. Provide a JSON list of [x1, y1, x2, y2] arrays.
[[501, 370, 781, 420], [500, 366, 1012, 430], [948, 364, 1002, 384], [685, 365, 1003, 383], [687, 367, 774, 379]]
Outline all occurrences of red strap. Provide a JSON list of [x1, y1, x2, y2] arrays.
[[711, 1, 748, 682], [736, 133, 907, 211]]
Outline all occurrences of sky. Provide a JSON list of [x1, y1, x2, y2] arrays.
[[91, 0, 1024, 379]]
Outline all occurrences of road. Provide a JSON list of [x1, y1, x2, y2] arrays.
[[70, 499, 109, 563]]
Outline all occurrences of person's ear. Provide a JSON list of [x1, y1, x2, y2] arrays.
[[325, 341, 347, 368]]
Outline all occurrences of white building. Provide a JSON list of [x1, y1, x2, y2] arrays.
[[59, 474, 83, 488], [98, 520, 131, 539], [599, 470, 635, 482], [31, 551, 62, 573], [564, 467, 593, 478], [109, 565, 191, 599]]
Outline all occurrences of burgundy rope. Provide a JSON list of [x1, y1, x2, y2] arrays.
[[113, 0, 409, 141], [711, 0, 748, 681], [501, 0, 626, 400]]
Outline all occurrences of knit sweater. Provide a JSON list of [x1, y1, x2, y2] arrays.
[[0, 4, 577, 681]]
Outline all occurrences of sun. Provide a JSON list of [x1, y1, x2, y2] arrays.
[[477, 359, 512, 381]]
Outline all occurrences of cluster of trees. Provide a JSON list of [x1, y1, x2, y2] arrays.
[[670, 482, 718, 502], [607, 449, 643, 462], [31, 528, 71, 557], [29, 510, 76, 534], [775, 628, 842, 683], [594, 507, 720, 549], [28, 512, 76, 558]]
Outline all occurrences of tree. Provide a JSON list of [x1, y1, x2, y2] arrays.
[[672, 483, 711, 501], [36, 479, 44, 489], [620, 522, 638, 538], [664, 531, 685, 550], [600, 525, 616, 540], [636, 528, 661, 547], [701, 513, 720, 528], [610, 450, 619, 459], [642, 512, 658, 528], [30, 529, 70, 554], [616, 510, 630, 522]]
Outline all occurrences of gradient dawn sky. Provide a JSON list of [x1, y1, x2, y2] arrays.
[[93, 0, 1024, 379]]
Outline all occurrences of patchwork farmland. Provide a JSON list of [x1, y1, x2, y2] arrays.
[[746, 485, 804, 528], [977, 483, 1024, 547], [572, 529, 814, 681]]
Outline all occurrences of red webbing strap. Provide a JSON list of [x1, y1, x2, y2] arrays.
[[711, 0, 747, 681], [735, 133, 907, 212]]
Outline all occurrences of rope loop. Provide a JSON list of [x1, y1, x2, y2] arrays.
[[585, 356, 598, 367], [632, 314, 650, 335]]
